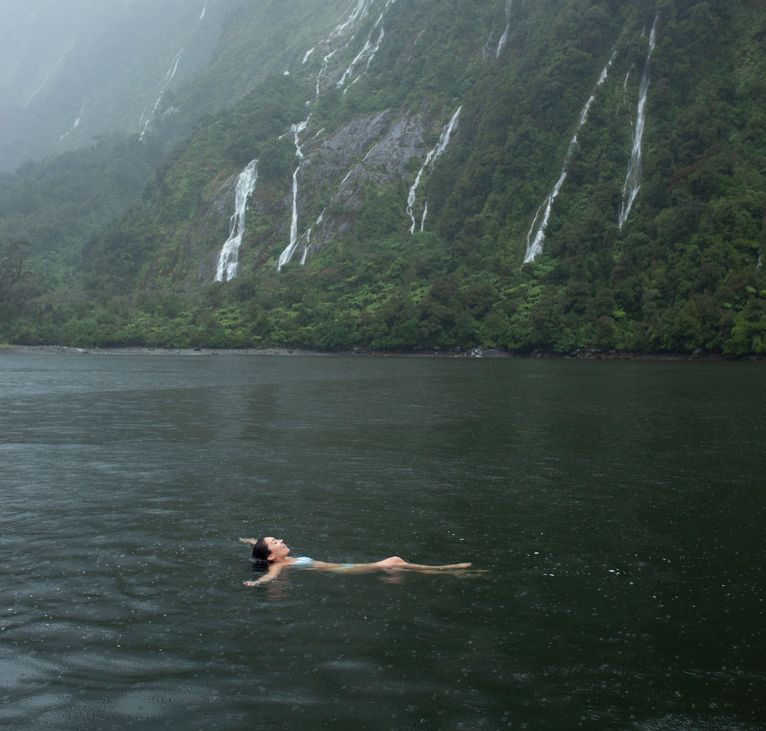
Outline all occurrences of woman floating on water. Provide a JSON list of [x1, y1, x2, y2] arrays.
[[240, 536, 473, 586]]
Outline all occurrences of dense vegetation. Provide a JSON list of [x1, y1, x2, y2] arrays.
[[1, 0, 764, 354]]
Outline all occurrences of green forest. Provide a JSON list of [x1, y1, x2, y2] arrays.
[[1, 0, 764, 354]]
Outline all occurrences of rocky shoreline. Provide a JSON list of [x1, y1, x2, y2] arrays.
[[2, 344, 762, 361], [0, 344, 326, 357]]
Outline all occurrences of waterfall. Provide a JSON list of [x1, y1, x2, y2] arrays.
[[215, 160, 258, 282], [340, 167, 354, 187], [299, 209, 327, 266], [622, 67, 633, 109], [340, 25, 385, 93], [300, 229, 312, 265], [310, 0, 395, 92], [277, 118, 310, 270], [337, 1, 394, 92], [420, 201, 429, 232], [337, 36, 373, 88], [365, 25, 386, 69], [329, 0, 374, 41], [23, 42, 75, 109], [271, 0, 396, 271], [523, 52, 615, 263], [139, 48, 184, 140], [315, 50, 337, 97], [496, 0, 513, 57], [60, 100, 87, 141], [406, 106, 462, 234], [212, 0, 390, 280], [618, 16, 658, 230]]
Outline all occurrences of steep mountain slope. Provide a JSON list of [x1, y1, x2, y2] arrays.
[[0, 0, 351, 171], [2, 0, 765, 353], [0, 0, 351, 324], [0, 0, 221, 170]]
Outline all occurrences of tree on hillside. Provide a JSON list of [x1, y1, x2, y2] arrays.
[[0, 238, 29, 303]]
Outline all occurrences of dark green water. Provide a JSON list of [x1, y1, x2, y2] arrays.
[[0, 353, 763, 729]]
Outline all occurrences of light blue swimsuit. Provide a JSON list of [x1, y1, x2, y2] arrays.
[[291, 556, 314, 567], [292, 557, 354, 569]]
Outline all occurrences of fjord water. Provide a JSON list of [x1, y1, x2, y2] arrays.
[[1, 353, 763, 730]]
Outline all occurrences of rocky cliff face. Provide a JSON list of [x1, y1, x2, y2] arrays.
[[269, 109, 428, 259], [198, 0, 479, 279]]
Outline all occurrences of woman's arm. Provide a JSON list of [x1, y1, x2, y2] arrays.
[[243, 562, 285, 586]]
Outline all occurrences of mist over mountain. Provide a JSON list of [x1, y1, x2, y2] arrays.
[[0, 0, 349, 170], [0, 0, 216, 169], [1, 0, 765, 354]]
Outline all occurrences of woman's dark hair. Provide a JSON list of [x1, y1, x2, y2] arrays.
[[251, 536, 271, 572]]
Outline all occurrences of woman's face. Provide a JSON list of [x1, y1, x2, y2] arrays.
[[264, 536, 290, 561]]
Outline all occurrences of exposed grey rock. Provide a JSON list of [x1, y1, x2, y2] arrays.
[[303, 109, 392, 176], [298, 111, 427, 252], [354, 114, 427, 180], [205, 108, 431, 269], [206, 173, 239, 219]]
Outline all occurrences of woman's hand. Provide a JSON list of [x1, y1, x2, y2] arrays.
[[243, 564, 283, 586]]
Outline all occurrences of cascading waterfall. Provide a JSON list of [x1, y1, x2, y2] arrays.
[[329, 0, 374, 41], [24, 43, 75, 109], [523, 52, 616, 263], [337, 36, 373, 89], [277, 118, 310, 270], [618, 15, 658, 230], [215, 160, 258, 282], [60, 100, 87, 141], [342, 26, 385, 93], [308, 0, 395, 97], [212, 0, 395, 280], [139, 3, 207, 141], [272, 0, 394, 271], [496, 0, 513, 57], [313, 2, 372, 96], [314, 50, 337, 98], [406, 106, 462, 234], [299, 209, 326, 265], [337, 1, 394, 92], [300, 230, 312, 265], [139, 48, 183, 140]]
